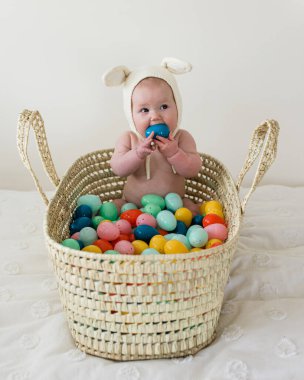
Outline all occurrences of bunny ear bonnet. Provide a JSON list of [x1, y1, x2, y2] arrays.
[[102, 57, 192, 138]]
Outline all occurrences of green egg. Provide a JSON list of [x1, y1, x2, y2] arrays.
[[104, 250, 120, 255], [165, 193, 183, 212], [156, 210, 177, 231], [143, 203, 161, 218], [141, 194, 165, 210], [99, 201, 118, 221], [61, 239, 80, 250], [92, 215, 104, 229], [79, 227, 98, 246], [77, 194, 101, 215]]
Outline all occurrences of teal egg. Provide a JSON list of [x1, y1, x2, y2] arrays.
[[104, 250, 120, 254], [141, 194, 165, 210], [165, 193, 183, 212], [186, 224, 201, 239], [142, 248, 160, 255], [156, 210, 177, 231], [173, 220, 188, 235], [92, 215, 104, 229], [145, 123, 170, 139], [121, 203, 138, 212], [143, 203, 161, 217], [134, 225, 159, 243], [188, 227, 208, 248], [77, 194, 101, 214], [61, 239, 80, 250], [99, 202, 118, 221], [79, 227, 98, 246]]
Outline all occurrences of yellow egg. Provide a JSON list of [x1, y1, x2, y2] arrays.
[[205, 200, 223, 210], [132, 240, 149, 255], [82, 245, 102, 253], [205, 207, 224, 219], [164, 240, 189, 254], [149, 235, 166, 254], [205, 239, 223, 249], [190, 247, 202, 252], [175, 207, 193, 227], [198, 202, 207, 215]]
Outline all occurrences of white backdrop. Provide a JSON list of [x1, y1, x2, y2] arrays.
[[1, 0, 304, 190]]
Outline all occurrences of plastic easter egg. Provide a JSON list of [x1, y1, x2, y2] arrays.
[[93, 239, 113, 252], [170, 234, 192, 250], [74, 205, 92, 219], [77, 194, 101, 214], [205, 207, 224, 219], [70, 232, 80, 240], [186, 224, 201, 238], [112, 234, 131, 246], [69, 217, 93, 235], [198, 202, 207, 215], [76, 240, 84, 249], [164, 233, 177, 240], [142, 248, 160, 255], [143, 203, 161, 217], [79, 227, 98, 246], [204, 223, 228, 241], [205, 200, 223, 212], [115, 219, 132, 235], [141, 194, 165, 210], [173, 220, 188, 236], [157, 228, 168, 236], [145, 123, 170, 139], [134, 225, 159, 243], [120, 209, 143, 227], [175, 208, 193, 227], [203, 214, 226, 227], [164, 240, 189, 254], [104, 250, 120, 255], [205, 239, 223, 249], [156, 210, 177, 231], [97, 221, 120, 241], [121, 203, 138, 212], [136, 213, 157, 228], [132, 240, 149, 255], [99, 202, 118, 221], [92, 216, 104, 229], [61, 239, 80, 250], [114, 240, 135, 255], [188, 227, 208, 248], [165, 193, 183, 212], [149, 235, 167, 254], [191, 214, 203, 226], [82, 245, 102, 253], [190, 248, 202, 252]]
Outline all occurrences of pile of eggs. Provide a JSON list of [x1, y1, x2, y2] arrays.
[[61, 193, 228, 255]]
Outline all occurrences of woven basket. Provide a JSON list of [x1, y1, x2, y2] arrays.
[[17, 110, 279, 361]]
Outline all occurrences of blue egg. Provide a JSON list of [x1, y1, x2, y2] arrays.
[[186, 224, 201, 239], [145, 123, 170, 139], [69, 217, 93, 235], [165, 193, 183, 212], [142, 248, 160, 255], [134, 224, 159, 243], [173, 220, 188, 235], [191, 214, 203, 226], [76, 240, 84, 250], [156, 210, 177, 231], [188, 227, 208, 248], [74, 205, 93, 220]]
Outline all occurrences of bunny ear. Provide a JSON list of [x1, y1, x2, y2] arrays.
[[102, 66, 131, 86], [161, 57, 192, 74]]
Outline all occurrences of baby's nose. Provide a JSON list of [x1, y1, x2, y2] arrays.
[[150, 109, 162, 121]]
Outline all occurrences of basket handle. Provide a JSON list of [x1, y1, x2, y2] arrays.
[[17, 110, 60, 205], [236, 119, 279, 214]]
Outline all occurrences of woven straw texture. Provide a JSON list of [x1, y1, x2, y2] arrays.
[[17, 110, 279, 361]]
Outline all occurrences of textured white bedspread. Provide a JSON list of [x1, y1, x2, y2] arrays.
[[1, 185, 304, 380]]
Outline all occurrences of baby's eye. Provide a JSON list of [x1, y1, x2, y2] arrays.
[[160, 104, 168, 110], [140, 107, 149, 113]]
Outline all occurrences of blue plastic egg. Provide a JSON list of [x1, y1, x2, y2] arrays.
[[165, 193, 183, 212], [188, 227, 208, 248], [191, 214, 203, 226], [156, 210, 177, 231], [145, 123, 170, 139], [77, 194, 101, 214], [134, 225, 159, 243], [173, 220, 188, 235], [74, 205, 92, 220], [186, 224, 201, 239], [70, 217, 93, 235]]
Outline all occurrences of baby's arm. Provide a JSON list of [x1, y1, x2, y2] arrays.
[[155, 130, 201, 177], [110, 131, 154, 177]]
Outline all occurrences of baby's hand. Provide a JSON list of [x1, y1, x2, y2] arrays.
[[154, 132, 178, 158], [135, 132, 155, 159]]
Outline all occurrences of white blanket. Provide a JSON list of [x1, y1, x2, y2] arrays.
[[1, 185, 304, 380]]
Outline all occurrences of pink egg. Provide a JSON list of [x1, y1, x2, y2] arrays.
[[97, 222, 120, 241], [70, 232, 80, 240], [204, 223, 228, 241], [114, 240, 135, 255], [115, 219, 132, 235], [136, 213, 157, 228]]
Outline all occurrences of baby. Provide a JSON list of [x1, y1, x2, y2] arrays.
[[103, 58, 201, 214]]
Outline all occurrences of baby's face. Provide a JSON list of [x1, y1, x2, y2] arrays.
[[131, 78, 178, 137]]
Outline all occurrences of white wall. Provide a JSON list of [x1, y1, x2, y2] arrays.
[[1, 0, 304, 192]]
